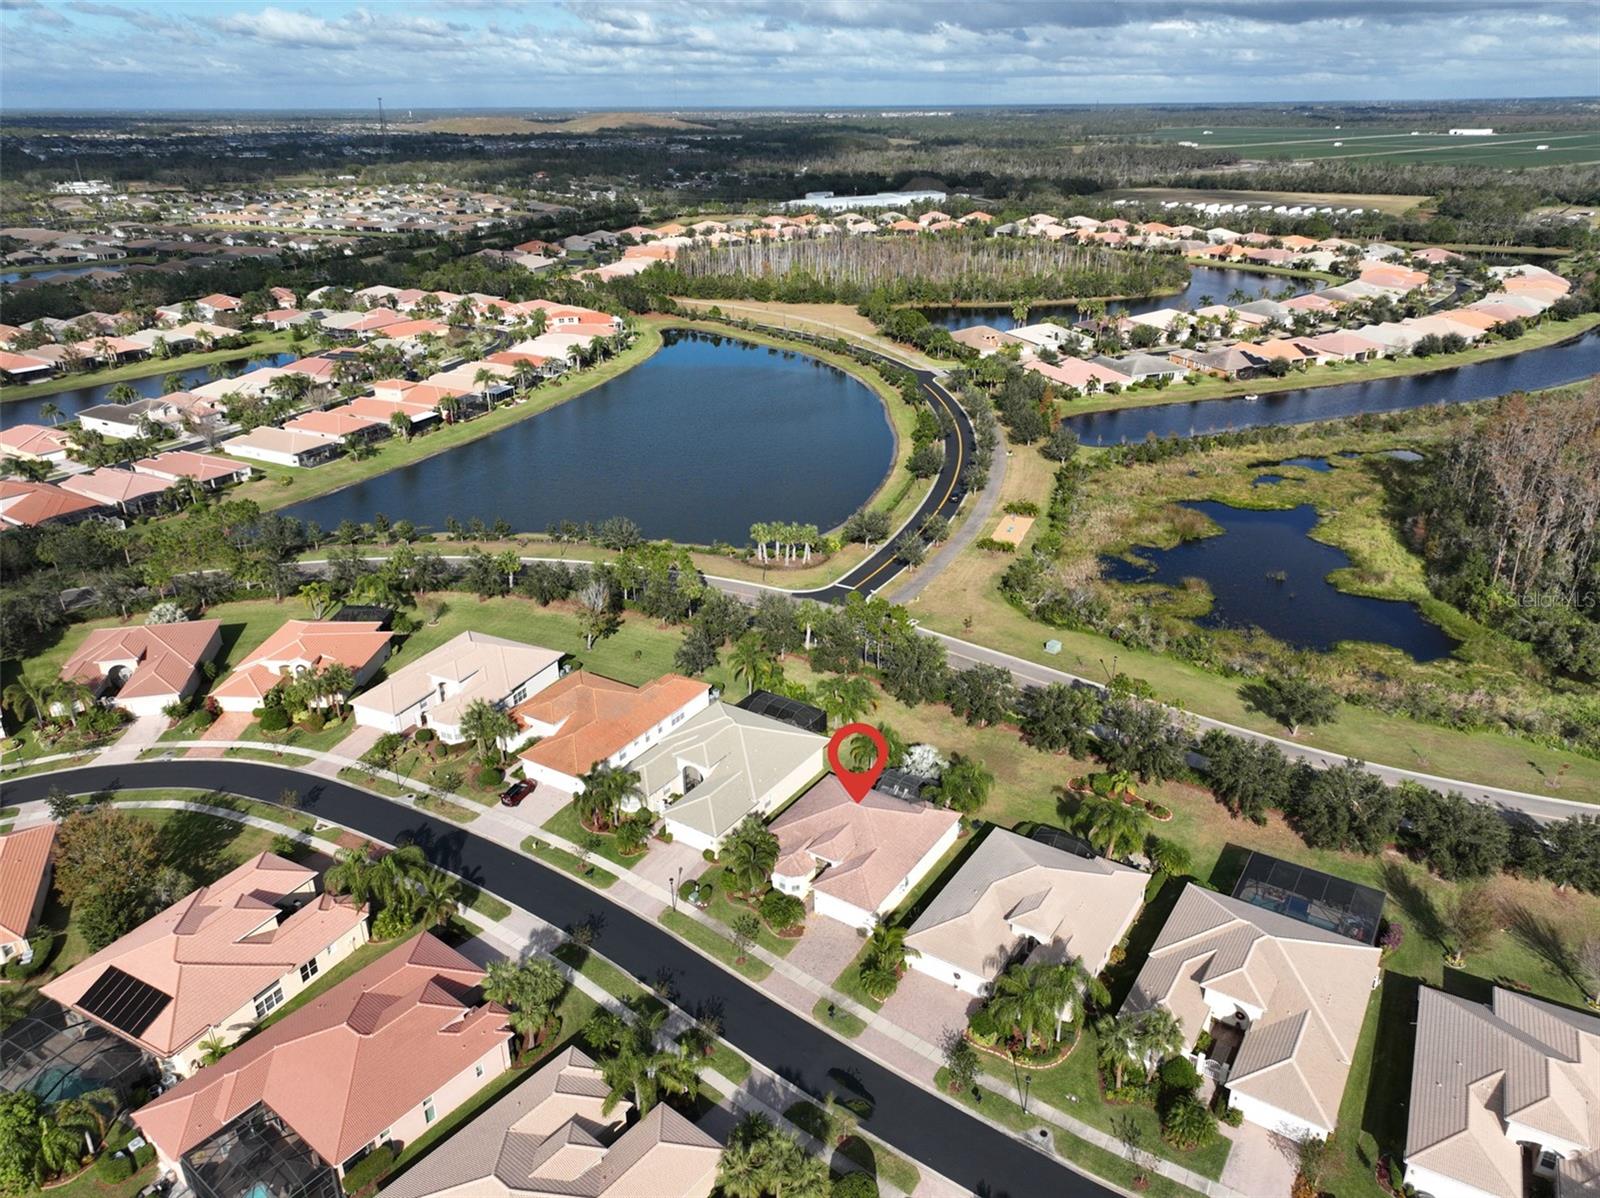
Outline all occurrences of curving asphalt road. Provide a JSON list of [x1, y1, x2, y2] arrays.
[[6, 761, 1112, 1198]]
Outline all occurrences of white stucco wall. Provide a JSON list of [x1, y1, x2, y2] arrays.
[[1403, 1161, 1507, 1198], [1227, 1092, 1330, 1142]]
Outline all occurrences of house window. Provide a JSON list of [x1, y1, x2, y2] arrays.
[[299, 957, 319, 983], [253, 983, 285, 1019], [670, 712, 686, 727], [422, 1097, 436, 1124], [474, 1063, 485, 1078], [510, 686, 526, 704]]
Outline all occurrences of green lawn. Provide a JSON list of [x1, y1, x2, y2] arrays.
[[936, 1067, 1210, 1198], [976, 1033, 1232, 1180], [542, 802, 651, 869], [812, 995, 868, 1038], [659, 908, 772, 980], [521, 834, 618, 888], [785, 1100, 922, 1195], [693, 867, 802, 957], [36, 1120, 158, 1198], [829, 939, 885, 1013]]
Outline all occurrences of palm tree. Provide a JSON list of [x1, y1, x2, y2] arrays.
[[1094, 1011, 1143, 1090], [1131, 1007, 1185, 1082], [459, 699, 516, 765], [595, 1008, 703, 1116], [196, 1034, 232, 1066], [483, 957, 567, 1053], [473, 366, 500, 411], [814, 674, 876, 728], [372, 842, 429, 913], [51, 1088, 117, 1155], [721, 817, 779, 893], [40, 401, 61, 426], [715, 1137, 769, 1198], [931, 753, 993, 817], [574, 763, 640, 832], [3, 674, 52, 730], [730, 631, 775, 696], [324, 847, 381, 906], [413, 869, 461, 929], [1073, 796, 1149, 861], [511, 359, 540, 395], [858, 924, 918, 1001], [1144, 836, 1191, 878], [987, 962, 1062, 1052], [817, 1091, 859, 1146], [388, 410, 412, 442], [106, 382, 139, 404]]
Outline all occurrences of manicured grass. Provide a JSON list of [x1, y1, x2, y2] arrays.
[[521, 834, 618, 888], [241, 710, 362, 753], [659, 908, 772, 980], [1063, 312, 1600, 415], [694, 867, 802, 957], [976, 1034, 1232, 1180], [236, 325, 666, 512], [542, 802, 650, 869], [553, 942, 661, 1008], [704, 1038, 753, 1085], [785, 1100, 923, 1195], [829, 939, 885, 1013], [0, 329, 295, 400], [935, 1067, 1210, 1198], [223, 745, 315, 764], [812, 995, 868, 1038], [459, 883, 512, 921]]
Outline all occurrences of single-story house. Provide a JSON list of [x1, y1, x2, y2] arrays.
[[906, 828, 1147, 996], [0, 350, 56, 382], [59, 618, 222, 716], [282, 405, 388, 442], [353, 631, 563, 745], [210, 618, 392, 712], [1167, 346, 1263, 379], [769, 776, 960, 930], [0, 824, 56, 966], [1403, 986, 1599, 1198], [1236, 338, 1310, 365], [44, 852, 370, 1078], [628, 702, 827, 854], [1433, 308, 1503, 336], [0, 422, 74, 463], [1121, 877, 1381, 1140], [1281, 292, 1340, 316], [131, 450, 252, 488], [0, 480, 103, 528], [59, 467, 173, 513], [1291, 331, 1384, 363], [76, 395, 192, 440], [1090, 353, 1185, 383], [949, 325, 1017, 356], [374, 1045, 723, 1198], [513, 672, 713, 795], [222, 425, 342, 468], [134, 933, 507, 1190], [1025, 357, 1133, 392]]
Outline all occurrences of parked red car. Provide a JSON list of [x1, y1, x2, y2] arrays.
[[500, 779, 537, 807]]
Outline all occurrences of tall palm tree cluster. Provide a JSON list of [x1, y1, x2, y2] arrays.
[[1093, 1006, 1186, 1093], [583, 1003, 703, 1118], [263, 661, 357, 722], [857, 923, 919, 1002], [573, 763, 643, 835], [980, 957, 1110, 1057], [324, 843, 459, 939], [2, 674, 122, 744], [483, 957, 567, 1057], [715, 1112, 832, 1198], [748, 522, 824, 566]]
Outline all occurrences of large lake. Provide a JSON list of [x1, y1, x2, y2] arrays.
[[919, 266, 1304, 331], [1101, 500, 1458, 661], [283, 330, 895, 544]]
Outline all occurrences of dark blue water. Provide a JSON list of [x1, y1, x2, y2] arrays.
[[1271, 456, 1333, 472], [282, 330, 895, 544], [1064, 329, 1600, 445], [1102, 501, 1458, 660], [920, 267, 1304, 331], [0, 353, 295, 427]]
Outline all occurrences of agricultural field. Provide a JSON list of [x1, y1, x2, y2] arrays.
[[1142, 125, 1600, 167]]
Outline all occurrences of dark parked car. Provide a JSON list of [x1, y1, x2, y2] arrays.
[[500, 779, 537, 807]]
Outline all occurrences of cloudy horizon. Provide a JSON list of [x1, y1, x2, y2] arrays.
[[1, 0, 1596, 111]]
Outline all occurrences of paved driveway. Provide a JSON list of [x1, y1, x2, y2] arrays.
[[96, 712, 169, 764], [878, 969, 980, 1048], [185, 710, 252, 758], [1219, 1119, 1298, 1198], [785, 912, 868, 987]]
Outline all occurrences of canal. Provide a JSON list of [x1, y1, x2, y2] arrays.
[[0, 354, 296, 428], [281, 329, 895, 545], [1064, 328, 1600, 445]]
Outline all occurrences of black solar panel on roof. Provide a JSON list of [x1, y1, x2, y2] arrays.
[[735, 689, 827, 734], [77, 966, 172, 1038]]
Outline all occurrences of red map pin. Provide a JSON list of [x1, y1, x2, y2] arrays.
[[826, 722, 888, 803]]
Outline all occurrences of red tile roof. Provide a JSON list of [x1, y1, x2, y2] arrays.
[[0, 824, 55, 944], [212, 619, 390, 704], [133, 933, 506, 1167], [0, 480, 101, 527], [61, 619, 221, 702], [515, 671, 709, 780]]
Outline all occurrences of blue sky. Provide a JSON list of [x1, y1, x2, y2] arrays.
[[1, 0, 1596, 110]]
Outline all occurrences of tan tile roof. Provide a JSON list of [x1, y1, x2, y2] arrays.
[[771, 777, 958, 913], [59, 468, 173, 507], [514, 672, 709, 780], [212, 619, 390, 704], [134, 933, 505, 1168], [61, 618, 220, 702], [283, 406, 386, 438], [354, 631, 561, 727], [0, 824, 55, 942], [0, 423, 74, 457], [1405, 987, 1600, 1198], [131, 450, 251, 483], [375, 1046, 722, 1198], [1123, 884, 1380, 1134], [44, 852, 367, 1059], [906, 828, 1146, 979]]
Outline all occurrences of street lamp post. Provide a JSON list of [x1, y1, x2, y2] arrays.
[[1022, 1073, 1032, 1116], [670, 868, 681, 912]]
